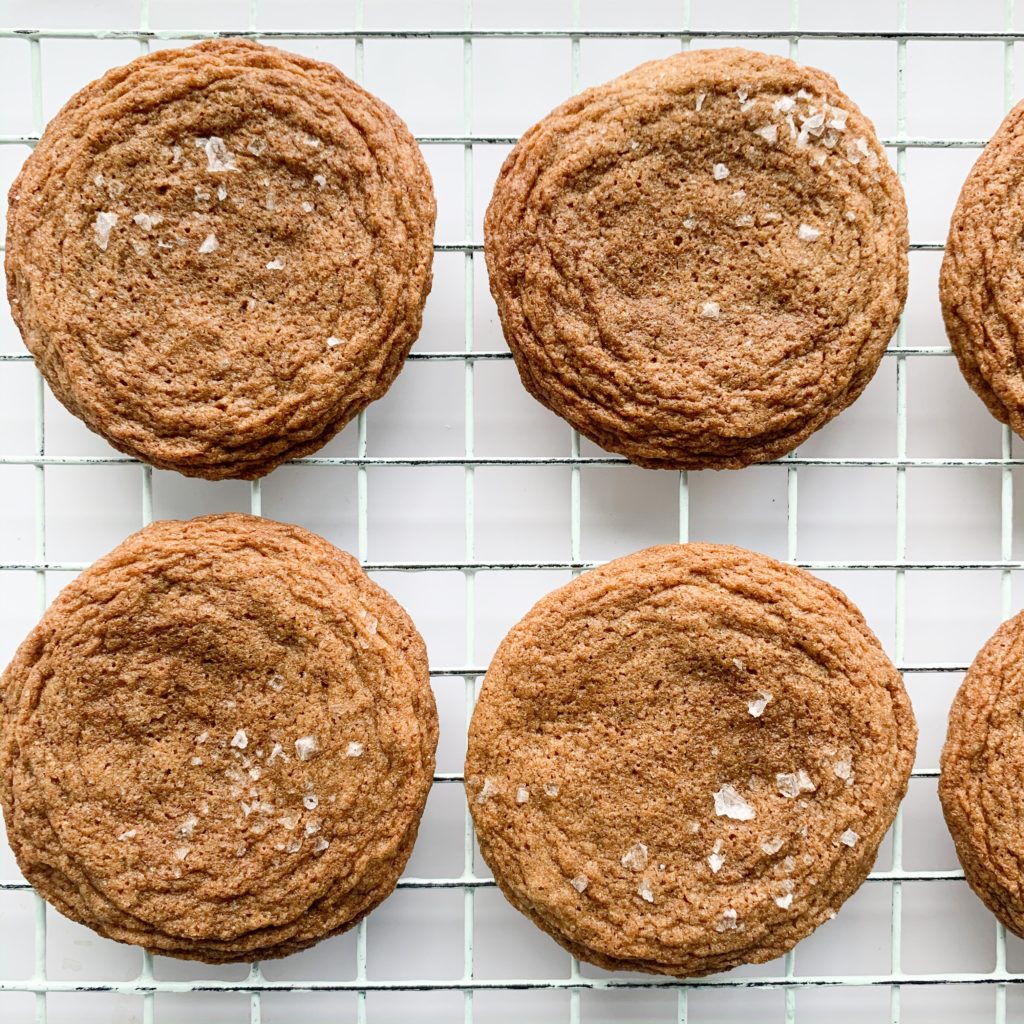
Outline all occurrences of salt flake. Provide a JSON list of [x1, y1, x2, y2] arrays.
[[761, 837, 784, 855], [346, 741, 364, 758], [695, 91, 707, 112], [544, 783, 560, 797], [712, 162, 729, 180], [840, 829, 860, 847], [756, 124, 778, 144], [715, 907, 738, 932], [202, 136, 238, 173], [747, 691, 772, 718], [621, 842, 649, 872], [638, 878, 654, 903], [266, 258, 284, 270], [701, 301, 721, 319], [777, 770, 815, 798], [133, 212, 163, 231], [477, 778, 497, 804], [714, 784, 755, 821], [230, 729, 248, 749], [295, 735, 319, 761], [516, 785, 529, 804], [833, 759, 854, 784], [94, 211, 118, 251], [327, 336, 344, 349], [775, 893, 794, 909], [570, 875, 588, 893], [798, 223, 821, 242], [178, 813, 199, 837], [199, 233, 219, 254], [117, 829, 136, 841], [303, 794, 319, 811]]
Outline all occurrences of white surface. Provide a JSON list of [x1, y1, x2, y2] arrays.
[[1, 0, 1024, 1022]]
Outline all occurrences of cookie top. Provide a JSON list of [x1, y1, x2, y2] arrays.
[[5, 39, 435, 480], [941, 101, 1024, 434], [466, 544, 915, 976], [0, 513, 436, 962], [940, 611, 1024, 937], [485, 48, 907, 470]]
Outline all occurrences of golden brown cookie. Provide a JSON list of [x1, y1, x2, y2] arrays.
[[940, 611, 1024, 937], [484, 48, 907, 470], [5, 39, 435, 480], [466, 544, 915, 976], [0, 513, 436, 963], [941, 102, 1024, 434]]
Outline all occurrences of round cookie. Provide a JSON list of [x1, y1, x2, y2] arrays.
[[5, 39, 436, 480], [0, 513, 437, 962], [485, 48, 908, 470], [940, 610, 1024, 937], [466, 544, 915, 976], [941, 101, 1024, 434]]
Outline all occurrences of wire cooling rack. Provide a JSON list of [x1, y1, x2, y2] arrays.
[[5, 0, 1024, 1021]]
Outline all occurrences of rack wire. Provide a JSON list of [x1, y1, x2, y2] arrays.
[[1, 0, 1022, 1021]]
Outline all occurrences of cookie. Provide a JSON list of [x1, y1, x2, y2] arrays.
[[939, 611, 1024, 937], [5, 39, 436, 480], [0, 513, 437, 962], [466, 544, 915, 976], [941, 102, 1024, 434], [484, 48, 907, 470]]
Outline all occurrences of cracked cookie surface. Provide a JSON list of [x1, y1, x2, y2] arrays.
[[466, 544, 915, 976], [485, 48, 907, 469], [6, 39, 436, 479], [0, 513, 436, 962]]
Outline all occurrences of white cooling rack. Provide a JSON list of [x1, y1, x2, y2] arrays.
[[3, 0, 1024, 1021]]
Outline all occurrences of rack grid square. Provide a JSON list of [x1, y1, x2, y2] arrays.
[[2, 0, 1024, 1021]]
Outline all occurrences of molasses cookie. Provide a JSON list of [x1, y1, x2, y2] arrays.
[[940, 610, 1024, 937], [941, 101, 1024, 434], [5, 39, 436, 479], [466, 544, 915, 976], [485, 48, 908, 469], [0, 513, 436, 962]]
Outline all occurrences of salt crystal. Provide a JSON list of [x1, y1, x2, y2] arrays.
[[280, 814, 299, 831], [695, 91, 706, 111], [295, 735, 319, 761], [740, 99, 755, 113], [286, 836, 302, 854], [689, 821, 701, 834], [735, 215, 753, 228], [773, 96, 796, 114], [117, 829, 136, 841], [133, 212, 163, 231], [747, 691, 772, 717], [314, 837, 330, 854], [249, 767, 261, 781], [682, 216, 697, 230], [570, 875, 588, 893], [194, 187, 211, 203], [828, 107, 849, 130], [712, 162, 729, 180], [840, 829, 860, 847], [783, 855, 796, 872], [304, 820, 320, 837], [730, 190, 746, 205], [266, 258, 284, 270], [304, 794, 319, 811], [544, 783, 560, 797], [737, 85, 750, 102], [178, 813, 199, 837], [217, 185, 228, 201], [715, 908, 738, 932], [833, 759, 854, 783], [268, 742, 289, 764], [621, 842, 649, 871], [476, 777, 497, 804], [265, 194, 277, 212], [708, 839, 725, 874], [775, 893, 794, 909], [714, 784, 755, 821], [798, 223, 821, 242], [267, 674, 284, 692], [701, 301, 721, 319], [777, 771, 815, 798], [346, 741, 364, 758], [94, 211, 118, 251], [190, 756, 203, 766], [241, 801, 253, 817], [302, 201, 315, 213], [235, 842, 247, 857], [94, 174, 105, 186], [761, 837, 784, 855], [638, 879, 654, 903], [313, 173, 327, 189], [199, 233, 219, 254], [171, 145, 182, 164], [327, 336, 344, 349], [827, 909, 837, 920], [174, 846, 189, 861], [131, 240, 148, 257], [796, 88, 813, 100], [247, 138, 266, 156], [516, 785, 529, 804], [810, 151, 827, 167], [304, 136, 321, 148], [231, 729, 248, 749], [202, 136, 238, 173], [755, 124, 778, 144]]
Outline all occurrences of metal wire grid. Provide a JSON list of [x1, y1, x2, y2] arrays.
[[0, 0, 1021, 1020]]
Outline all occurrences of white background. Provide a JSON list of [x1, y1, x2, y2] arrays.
[[2, 0, 1024, 1021]]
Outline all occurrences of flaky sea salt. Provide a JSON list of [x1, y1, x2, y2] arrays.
[[775, 892, 794, 909], [174, 846, 190, 861], [570, 875, 588, 893], [708, 839, 725, 874], [712, 162, 729, 180], [266, 258, 284, 270], [544, 783, 560, 797], [777, 770, 815, 798], [314, 837, 330, 854], [268, 742, 289, 764], [761, 837, 784, 855], [747, 691, 772, 718], [327, 336, 344, 349], [695, 91, 706, 111], [313, 173, 327, 189], [714, 784, 755, 821], [304, 794, 319, 811], [94, 211, 118, 251], [798, 223, 821, 242], [133, 212, 163, 231], [621, 842, 649, 872], [302, 201, 315, 213], [476, 777, 497, 804], [346, 741, 364, 758], [201, 136, 238, 172], [833, 759, 854, 784], [247, 138, 266, 156], [199, 233, 219, 254], [701, 301, 721, 319], [773, 96, 796, 114], [117, 829, 136, 841], [295, 735, 319, 761], [231, 729, 248, 749], [755, 124, 778, 144], [516, 785, 529, 804], [840, 829, 860, 847], [178, 813, 199, 837], [715, 908, 738, 932], [638, 878, 654, 903]]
